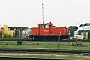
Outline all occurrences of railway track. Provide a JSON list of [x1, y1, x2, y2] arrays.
[[0, 48, 90, 54], [0, 57, 64, 60], [0, 48, 89, 60]]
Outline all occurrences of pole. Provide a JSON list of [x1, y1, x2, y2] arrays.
[[58, 32, 61, 49], [83, 25, 84, 39], [42, 3, 44, 25]]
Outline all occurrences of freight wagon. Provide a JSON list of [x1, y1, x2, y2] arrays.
[[29, 22, 69, 41]]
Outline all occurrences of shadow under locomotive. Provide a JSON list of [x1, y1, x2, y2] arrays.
[[29, 35, 69, 41]]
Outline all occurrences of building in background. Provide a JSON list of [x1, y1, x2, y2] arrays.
[[68, 26, 78, 37], [22, 28, 31, 37], [78, 23, 90, 39], [0, 24, 15, 38], [8, 27, 28, 38]]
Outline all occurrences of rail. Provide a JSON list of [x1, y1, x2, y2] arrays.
[[0, 48, 90, 54]]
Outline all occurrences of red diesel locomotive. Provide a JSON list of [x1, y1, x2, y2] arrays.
[[29, 22, 69, 41]]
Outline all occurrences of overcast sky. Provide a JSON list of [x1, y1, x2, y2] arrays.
[[0, 0, 90, 27]]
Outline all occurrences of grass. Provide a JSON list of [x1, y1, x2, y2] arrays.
[[0, 41, 90, 59], [0, 41, 89, 50], [0, 53, 90, 60]]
